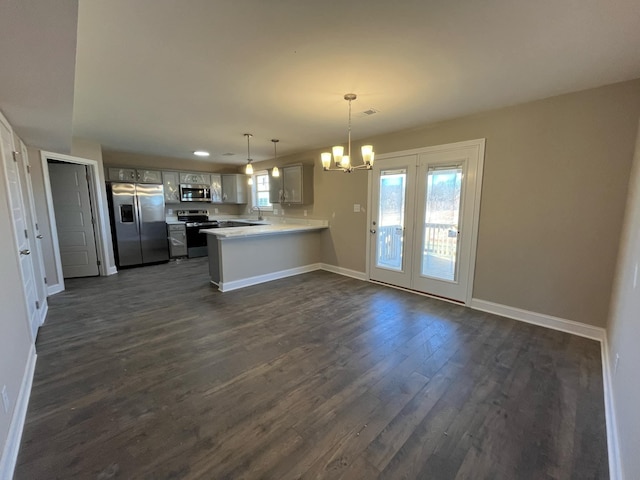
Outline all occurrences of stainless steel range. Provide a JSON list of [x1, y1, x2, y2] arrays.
[[176, 210, 219, 258]]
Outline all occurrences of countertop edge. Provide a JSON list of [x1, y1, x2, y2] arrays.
[[201, 224, 328, 239]]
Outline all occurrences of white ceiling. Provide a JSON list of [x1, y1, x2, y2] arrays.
[[4, 1, 640, 163]]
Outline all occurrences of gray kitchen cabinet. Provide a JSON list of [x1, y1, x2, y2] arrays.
[[167, 223, 187, 257], [179, 172, 211, 185], [269, 164, 313, 205], [107, 167, 162, 184], [210, 173, 222, 203], [162, 171, 181, 204], [221, 174, 247, 204], [107, 167, 137, 182], [137, 169, 162, 183]]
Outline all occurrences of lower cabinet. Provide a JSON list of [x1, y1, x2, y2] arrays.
[[167, 224, 187, 257]]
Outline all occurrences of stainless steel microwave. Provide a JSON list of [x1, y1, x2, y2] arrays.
[[179, 184, 211, 202]]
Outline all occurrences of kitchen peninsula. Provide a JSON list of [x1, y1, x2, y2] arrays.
[[203, 219, 328, 292]]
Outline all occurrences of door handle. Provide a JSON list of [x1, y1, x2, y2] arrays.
[[36, 234, 44, 239], [370, 229, 376, 234], [20, 249, 31, 256]]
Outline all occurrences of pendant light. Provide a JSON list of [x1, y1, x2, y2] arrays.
[[244, 133, 254, 175], [321, 93, 374, 173], [271, 139, 280, 177]]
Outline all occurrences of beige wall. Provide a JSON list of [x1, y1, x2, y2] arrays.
[[607, 120, 640, 479], [252, 79, 640, 328]]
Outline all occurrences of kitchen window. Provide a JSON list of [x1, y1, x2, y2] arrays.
[[252, 171, 272, 210]]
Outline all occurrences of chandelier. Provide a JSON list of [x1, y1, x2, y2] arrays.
[[321, 93, 374, 173], [244, 133, 253, 175]]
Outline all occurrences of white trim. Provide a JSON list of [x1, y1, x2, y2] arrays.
[[374, 138, 488, 161], [106, 265, 118, 276], [320, 263, 368, 281], [469, 298, 606, 341], [0, 345, 36, 480], [465, 139, 485, 305], [366, 139, 485, 304], [216, 263, 322, 292], [601, 337, 622, 480], [46, 283, 64, 296], [40, 150, 115, 285]]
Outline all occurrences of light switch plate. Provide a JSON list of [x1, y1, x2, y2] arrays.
[[354, 204, 361, 213]]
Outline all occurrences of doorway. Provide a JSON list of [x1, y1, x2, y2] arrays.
[[368, 139, 485, 304], [40, 150, 115, 293]]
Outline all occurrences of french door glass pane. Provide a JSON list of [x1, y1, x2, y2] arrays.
[[376, 169, 406, 271], [421, 166, 462, 281]]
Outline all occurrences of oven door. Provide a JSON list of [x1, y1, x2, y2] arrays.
[[180, 184, 211, 202], [185, 224, 216, 257]]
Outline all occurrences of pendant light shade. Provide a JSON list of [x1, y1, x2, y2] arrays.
[[244, 133, 254, 175], [271, 139, 280, 177]]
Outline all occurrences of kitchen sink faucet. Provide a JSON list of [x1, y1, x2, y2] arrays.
[[253, 206, 263, 221]]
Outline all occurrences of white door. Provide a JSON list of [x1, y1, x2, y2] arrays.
[[369, 155, 417, 289], [17, 139, 47, 325], [369, 140, 484, 304], [411, 144, 483, 301], [0, 115, 40, 340], [49, 162, 100, 278]]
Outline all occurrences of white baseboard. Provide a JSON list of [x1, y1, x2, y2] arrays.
[[0, 344, 36, 480], [46, 283, 64, 296], [469, 298, 606, 341], [319, 264, 367, 281], [218, 263, 322, 292], [601, 337, 622, 480]]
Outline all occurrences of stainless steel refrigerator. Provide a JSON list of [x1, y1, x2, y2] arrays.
[[108, 182, 169, 267]]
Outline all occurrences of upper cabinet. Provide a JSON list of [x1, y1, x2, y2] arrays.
[[180, 172, 211, 185], [269, 164, 314, 205], [220, 174, 247, 204], [162, 171, 181, 204], [210, 174, 222, 203], [107, 167, 162, 184]]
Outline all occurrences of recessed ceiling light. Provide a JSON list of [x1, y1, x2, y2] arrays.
[[193, 150, 210, 157]]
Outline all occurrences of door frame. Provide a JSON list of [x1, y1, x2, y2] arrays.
[[40, 150, 114, 293], [366, 138, 485, 305]]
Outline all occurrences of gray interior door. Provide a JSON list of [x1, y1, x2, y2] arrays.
[[49, 162, 100, 278]]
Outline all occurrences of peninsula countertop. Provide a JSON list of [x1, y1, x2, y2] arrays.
[[201, 219, 328, 239]]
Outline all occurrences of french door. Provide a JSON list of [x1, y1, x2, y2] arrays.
[[369, 139, 484, 303]]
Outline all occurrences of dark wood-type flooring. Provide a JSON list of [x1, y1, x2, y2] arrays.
[[15, 258, 608, 479]]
